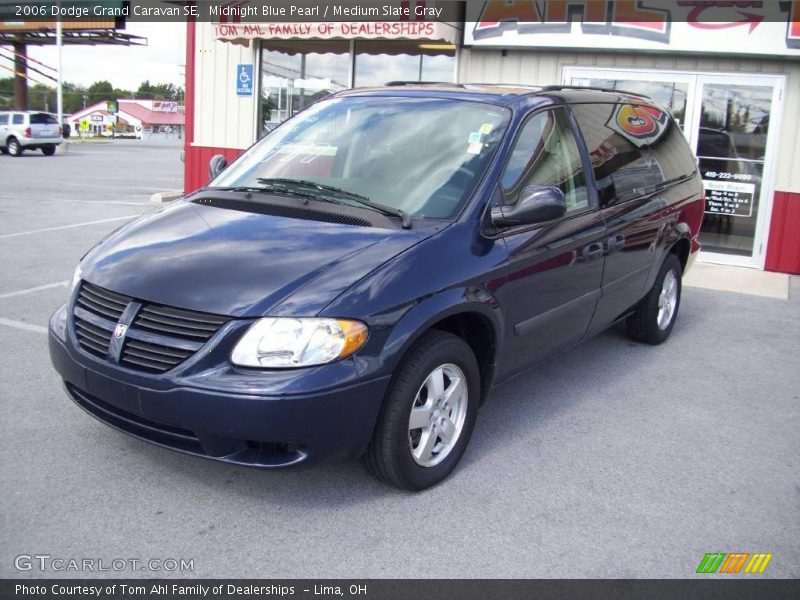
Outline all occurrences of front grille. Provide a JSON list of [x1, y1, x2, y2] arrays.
[[76, 281, 128, 321], [133, 304, 228, 341], [72, 282, 228, 374]]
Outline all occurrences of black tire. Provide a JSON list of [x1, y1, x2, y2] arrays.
[[42, 144, 56, 156], [7, 137, 22, 157], [627, 253, 683, 345], [364, 330, 480, 491]]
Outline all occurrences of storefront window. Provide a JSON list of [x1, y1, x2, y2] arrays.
[[260, 42, 350, 133], [259, 41, 456, 134], [354, 41, 455, 86]]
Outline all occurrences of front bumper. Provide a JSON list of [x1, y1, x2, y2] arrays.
[[49, 317, 390, 468]]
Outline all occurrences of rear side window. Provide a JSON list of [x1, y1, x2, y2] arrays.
[[29, 113, 57, 125], [649, 114, 698, 182], [572, 103, 673, 203], [0, 114, 8, 125], [12, 114, 24, 125]]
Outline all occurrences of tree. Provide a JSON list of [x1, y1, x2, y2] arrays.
[[86, 80, 114, 102]]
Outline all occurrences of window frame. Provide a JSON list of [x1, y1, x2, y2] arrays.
[[490, 105, 600, 236]]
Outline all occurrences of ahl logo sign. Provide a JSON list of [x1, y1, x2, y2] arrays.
[[696, 552, 773, 574], [606, 104, 669, 148]]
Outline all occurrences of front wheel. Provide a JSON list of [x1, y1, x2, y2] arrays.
[[41, 144, 56, 156], [627, 253, 683, 345], [364, 330, 480, 491]]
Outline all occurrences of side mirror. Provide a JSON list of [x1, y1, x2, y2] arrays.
[[208, 154, 228, 180], [491, 185, 567, 228]]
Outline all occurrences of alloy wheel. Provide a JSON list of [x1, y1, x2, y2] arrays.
[[408, 363, 468, 467]]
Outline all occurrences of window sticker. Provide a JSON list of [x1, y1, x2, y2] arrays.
[[467, 132, 482, 144], [479, 123, 493, 135], [467, 142, 483, 155]]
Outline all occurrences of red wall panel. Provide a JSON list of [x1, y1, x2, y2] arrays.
[[184, 146, 244, 193], [765, 191, 800, 275]]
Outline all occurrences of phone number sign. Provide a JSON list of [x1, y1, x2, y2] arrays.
[[702, 179, 756, 218]]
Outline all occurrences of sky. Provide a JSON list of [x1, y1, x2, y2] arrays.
[[27, 22, 185, 91]]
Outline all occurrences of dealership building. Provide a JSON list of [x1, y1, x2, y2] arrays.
[[182, 3, 800, 274]]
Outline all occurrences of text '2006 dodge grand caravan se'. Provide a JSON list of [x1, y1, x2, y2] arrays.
[[49, 84, 704, 490]]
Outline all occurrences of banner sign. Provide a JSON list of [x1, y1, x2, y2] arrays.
[[464, 0, 800, 57]]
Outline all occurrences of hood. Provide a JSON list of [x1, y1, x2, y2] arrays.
[[81, 197, 432, 317]]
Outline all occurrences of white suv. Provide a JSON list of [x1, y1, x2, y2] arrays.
[[0, 111, 63, 157]]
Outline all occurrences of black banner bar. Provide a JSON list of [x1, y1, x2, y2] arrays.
[[0, 1, 797, 23], [4, 579, 800, 600]]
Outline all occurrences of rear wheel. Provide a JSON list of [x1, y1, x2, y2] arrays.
[[7, 137, 22, 157], [627, 253, 683, 345], [364, 330, 479, 491], [42, 144, 56, 156]]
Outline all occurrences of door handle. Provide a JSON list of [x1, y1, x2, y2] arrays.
[[607, 234, 626, 254], [582, 242, 604, 261]]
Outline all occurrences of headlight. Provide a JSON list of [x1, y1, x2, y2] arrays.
[[50, 304, 68, 342], [230, 318, 368, 368], [69, 264, 82, 296]]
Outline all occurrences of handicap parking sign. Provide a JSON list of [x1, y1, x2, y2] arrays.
[[236, 64, 253, 96]]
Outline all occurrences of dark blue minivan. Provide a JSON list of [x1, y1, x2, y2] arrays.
[[49, 84, 704, 490]]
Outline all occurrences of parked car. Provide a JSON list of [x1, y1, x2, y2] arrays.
[[49, 84, 704, 490], [0, 110, 62, 156]]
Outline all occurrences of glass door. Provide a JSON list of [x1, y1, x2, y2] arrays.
[[564, 68, 784, 268], [690, 76, 783, 266]]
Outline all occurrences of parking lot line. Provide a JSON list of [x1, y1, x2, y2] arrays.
[[0, 216, 136, 240], [0, 281, 68, 300], [0, 317, 47, 334]]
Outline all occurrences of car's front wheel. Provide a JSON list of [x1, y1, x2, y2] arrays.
[[365, 330, 479, 491], [42, 144, 56, 156], [627, 253, 683, 345], [7, 137, 22, 157]]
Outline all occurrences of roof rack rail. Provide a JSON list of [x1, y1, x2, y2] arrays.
[[539, 85, 650, 99], [384, 81, 464, 87], [460, 82, 542, 90]]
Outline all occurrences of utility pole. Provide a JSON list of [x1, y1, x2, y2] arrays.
[[56, 2, 63, 136], [13, 42, 28, 110]]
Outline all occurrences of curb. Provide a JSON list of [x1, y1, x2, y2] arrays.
[[150, 189, 184, 203]]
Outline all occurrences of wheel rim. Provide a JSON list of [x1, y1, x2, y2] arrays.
[[9, 140, 18, 154], [408, 363, 468, 468], [657, 270, 679, 331]]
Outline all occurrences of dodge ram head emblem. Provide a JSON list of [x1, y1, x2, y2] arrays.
[[113, 324, 128, 339]]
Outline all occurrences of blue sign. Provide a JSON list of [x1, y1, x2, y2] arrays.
[[236, 64, 254, 97]]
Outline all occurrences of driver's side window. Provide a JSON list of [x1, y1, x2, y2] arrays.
[[501, 108, 589, 214]]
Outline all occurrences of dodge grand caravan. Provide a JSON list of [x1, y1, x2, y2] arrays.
[[49, 84, 704, 490]]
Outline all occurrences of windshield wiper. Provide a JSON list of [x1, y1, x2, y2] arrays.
[[256, 178, 412, 229], [208, 185, 319, 200]]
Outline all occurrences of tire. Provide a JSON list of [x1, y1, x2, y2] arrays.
[[627, 253, 683, 345], [364, 330, 480, 491], [42, 144, 56, 156], [7, 137, 22, 157]]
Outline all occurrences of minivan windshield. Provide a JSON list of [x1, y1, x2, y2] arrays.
[[209, 96, 510, 220]]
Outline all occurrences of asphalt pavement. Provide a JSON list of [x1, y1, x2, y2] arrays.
[[1, 143, 798, 579]]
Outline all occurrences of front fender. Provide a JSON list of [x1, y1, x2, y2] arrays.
[[350, 286, 504, 388]]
